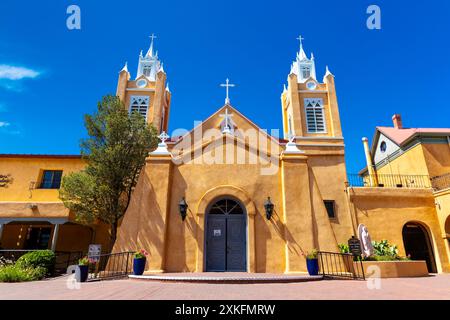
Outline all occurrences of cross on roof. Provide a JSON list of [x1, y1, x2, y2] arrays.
[[158, 131, 169, 144], [219, 108, 234, 134], [220, 78, 235, 105], [149, 33, 157, 42]]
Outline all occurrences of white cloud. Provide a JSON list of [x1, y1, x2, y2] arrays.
[[0, 121, 10, 127], [0, 65, 40, 80]]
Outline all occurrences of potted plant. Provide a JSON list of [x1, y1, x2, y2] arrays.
[[133, 249, 148, 275], [304, 249, 319, 276], [78, 256, 90, 282]]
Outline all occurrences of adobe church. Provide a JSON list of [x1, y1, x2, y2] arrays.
[[112, 36, 351, 273], [1, 37, 450, 274]]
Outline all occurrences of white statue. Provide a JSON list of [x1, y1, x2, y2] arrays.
[[358, 224, 374, 257]]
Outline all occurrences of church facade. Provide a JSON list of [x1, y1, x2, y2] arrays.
[[1, 38, 450, 274]]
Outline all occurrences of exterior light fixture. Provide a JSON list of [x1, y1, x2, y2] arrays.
[[264, 197, 274, 220], [179, 197, 188, 221]]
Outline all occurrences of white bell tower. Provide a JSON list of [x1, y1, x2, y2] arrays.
[[136, 34, 162, 81]]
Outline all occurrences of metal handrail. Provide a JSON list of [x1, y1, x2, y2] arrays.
[[317, 251, 365, 280], [347, 173, 431, 189]]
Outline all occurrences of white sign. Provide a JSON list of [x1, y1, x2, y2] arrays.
[[213, 229, 221, 237], [88, 244, 102, 262]]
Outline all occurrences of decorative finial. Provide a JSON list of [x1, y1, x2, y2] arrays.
[[220, 78, 236, 105], [158, 131, 169, 145], [149, 131, 171, 156], [219, 107, 234, 134], [120, 61, 128, 73]]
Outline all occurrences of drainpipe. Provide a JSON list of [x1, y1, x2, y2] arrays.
[[362, 137, 378, 186]]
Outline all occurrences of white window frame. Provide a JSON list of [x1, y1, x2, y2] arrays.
[[129, 95, 150, 121], [304, 98, 327, 133]]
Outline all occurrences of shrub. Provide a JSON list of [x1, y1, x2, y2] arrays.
[[338, 244, 350, 254], [0, 265, 46, 282], [16, 250, 56, 275], [372, 240, 399, 258]]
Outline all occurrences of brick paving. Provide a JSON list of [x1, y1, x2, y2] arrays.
[[0, 274, 449, 300]]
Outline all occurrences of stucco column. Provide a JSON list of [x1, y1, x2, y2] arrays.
[[138, 148, 173, 273], [51, 224, 60, 251], [280, 152, 312, 273]]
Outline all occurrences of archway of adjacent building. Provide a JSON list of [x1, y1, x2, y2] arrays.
[[204, 197, 247, 272], [402, 222, 437, 273]]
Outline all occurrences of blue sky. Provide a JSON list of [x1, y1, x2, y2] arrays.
[[0, 0, 449, 173]]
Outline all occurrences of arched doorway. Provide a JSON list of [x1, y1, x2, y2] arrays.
[[402, 222, 437, 273], [205, 197, 247, 272]]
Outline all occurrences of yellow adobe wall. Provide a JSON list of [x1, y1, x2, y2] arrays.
[[422, 143, 450, 177], [434, 189, 450, 261], [0, 156, 86, 202], [349, 187, 450, 273], [375, 144, 429, 177]]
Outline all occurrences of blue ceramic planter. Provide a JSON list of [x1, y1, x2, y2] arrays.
[[78, 265, 89, 282], [133, 257, 146, 275], [306, 258, 319, 276]]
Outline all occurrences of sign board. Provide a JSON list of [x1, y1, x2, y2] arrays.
[[348, 236, 362, 256], [213, 229, 221, 237], [88, 244, 102, 263]]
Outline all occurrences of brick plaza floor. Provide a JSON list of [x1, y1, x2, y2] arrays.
[[0, 274, 449, 300]]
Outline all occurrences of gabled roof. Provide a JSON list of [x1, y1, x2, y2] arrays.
[[172, 103, 281, 147], [376, 126, 450, 147]]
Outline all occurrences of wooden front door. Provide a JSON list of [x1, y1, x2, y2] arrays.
[[205, 198, 246, 272]]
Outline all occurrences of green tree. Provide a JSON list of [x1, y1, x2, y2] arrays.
[[60, 95, 158, 251]]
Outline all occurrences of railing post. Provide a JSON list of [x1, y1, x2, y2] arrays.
[[319, 252, 325, 277]]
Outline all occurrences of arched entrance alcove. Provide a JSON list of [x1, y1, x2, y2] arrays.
[[195, 185, 256, 273], [402, 222, 437, 273], [205, 197, 246, 271]]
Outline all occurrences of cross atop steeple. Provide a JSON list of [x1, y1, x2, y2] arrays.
[[220, 78, 235, 105], [296, 35, 304, 49], [146, 33, 157, 57]]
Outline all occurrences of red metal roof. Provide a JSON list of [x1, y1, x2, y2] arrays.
[[377, 126, 450, 146]]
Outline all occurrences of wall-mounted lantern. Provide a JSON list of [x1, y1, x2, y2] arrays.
[[264, 197, 274, 220], [179, 197, 188, 221]]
